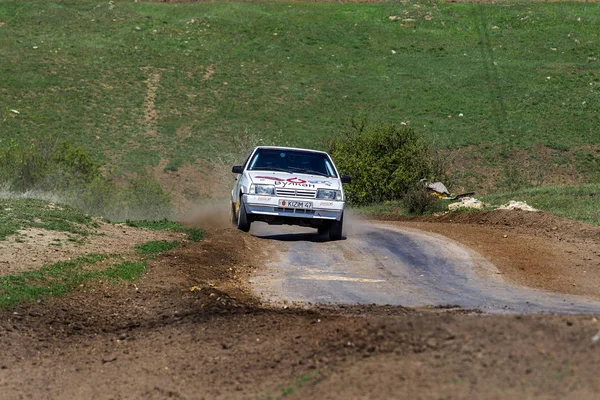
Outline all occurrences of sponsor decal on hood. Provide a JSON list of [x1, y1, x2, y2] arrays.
[[248, 172, 340, 190]]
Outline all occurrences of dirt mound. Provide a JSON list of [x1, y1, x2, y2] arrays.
[[0, 228, 267, 336], [435, 210, 600, 242], [369, 209, 600, 242]]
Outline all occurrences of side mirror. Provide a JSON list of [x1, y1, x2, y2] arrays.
[[341, 175, 352, 184], [232, 165, 243, 174]]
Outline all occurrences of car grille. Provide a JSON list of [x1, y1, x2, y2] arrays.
[[275, 188, 316, 199], [276, 208, 315, 215]]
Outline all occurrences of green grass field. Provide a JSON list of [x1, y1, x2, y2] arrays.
[[1, 0, 599, 221], [2, 1, 599, 168]]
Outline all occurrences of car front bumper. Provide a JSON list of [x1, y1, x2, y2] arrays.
[[244, 194, 344, 221]]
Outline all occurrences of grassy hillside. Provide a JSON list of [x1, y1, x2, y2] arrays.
[[482, 184, 600, 225], [1, 1, 599, 198]]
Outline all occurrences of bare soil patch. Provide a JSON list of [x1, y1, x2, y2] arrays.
[[2, 213, 600, 399], [0, 221, 185, 276], [141, 66, 161, 137], [203, 64, 215, 79]]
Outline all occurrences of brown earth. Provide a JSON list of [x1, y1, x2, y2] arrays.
[[1, 212, 600, 399], [0, 221, 186, 276]]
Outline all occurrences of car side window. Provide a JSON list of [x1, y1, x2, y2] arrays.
[[248, 152, 261, 170], [324, 159, 337, 177]]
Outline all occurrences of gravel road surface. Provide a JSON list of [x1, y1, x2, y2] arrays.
[[251, 222, 600, 313]]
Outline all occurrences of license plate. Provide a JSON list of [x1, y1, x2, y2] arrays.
[[279, 200, 313, 209]]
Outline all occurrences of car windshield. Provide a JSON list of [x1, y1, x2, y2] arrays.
[[247, 149, 338, 178]]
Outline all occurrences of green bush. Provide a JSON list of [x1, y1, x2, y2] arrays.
[[0, 139, 103, 193], [327, 120, 445, 206]]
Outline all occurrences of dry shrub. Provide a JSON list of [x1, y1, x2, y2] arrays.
[[403, 186, 445, 215]]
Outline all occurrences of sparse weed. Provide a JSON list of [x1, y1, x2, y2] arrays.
[[277, 372, 320, 399], [497, 163, 530, 192], [0, 198, 93, 240], [0, 254, 111, 308], [164, 157, 184, 172], [135, 240, 180, 255], [0, 238, 183, 308]]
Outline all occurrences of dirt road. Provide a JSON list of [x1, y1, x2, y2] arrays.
[[1, 211, 600, 399], [251, 221, 600, 313]]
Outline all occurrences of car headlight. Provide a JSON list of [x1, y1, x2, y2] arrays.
[[249, 184, 275, 195], [316, 189, 342, 201]]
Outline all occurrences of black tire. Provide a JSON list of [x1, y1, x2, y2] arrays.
[[328, 214, 343, 241], [237, 197, 251, 232], [230, 202, 237, 226], [317, 224, 329, 236]]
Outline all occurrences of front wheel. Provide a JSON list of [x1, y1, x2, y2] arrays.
[[237, 198, 251, 232], [230, 202, 237, 226], [328, 214, 343, 241]]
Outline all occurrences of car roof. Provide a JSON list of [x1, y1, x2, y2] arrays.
[[253, 146, 328, 155]]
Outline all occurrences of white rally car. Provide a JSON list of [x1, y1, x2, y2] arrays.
[[231, 146, 351, 240]]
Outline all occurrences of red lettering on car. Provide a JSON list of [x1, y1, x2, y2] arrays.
[[287, 177, 306, 184]]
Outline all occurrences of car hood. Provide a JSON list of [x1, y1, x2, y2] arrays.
[[247, 171, 341, 190]]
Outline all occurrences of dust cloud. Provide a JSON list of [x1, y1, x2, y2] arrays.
[[344, 212, 375, 236], [0, 189, 64, 204], [180, 200, 233, 229], [177, 204, 373, 235]]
